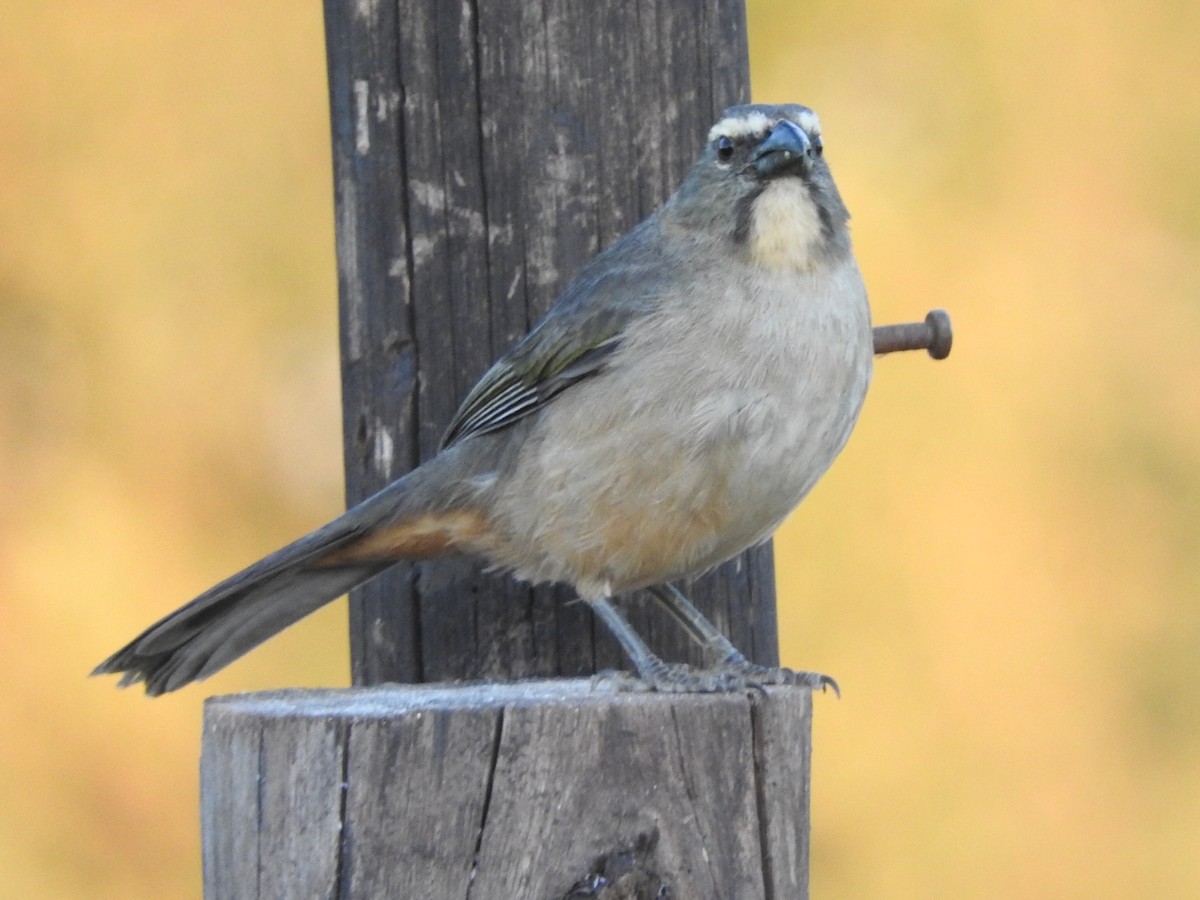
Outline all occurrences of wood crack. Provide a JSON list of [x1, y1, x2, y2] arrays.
[[464, 706, 505, 900]]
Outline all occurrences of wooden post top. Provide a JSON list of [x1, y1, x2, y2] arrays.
[[205, 678, 808, 718]]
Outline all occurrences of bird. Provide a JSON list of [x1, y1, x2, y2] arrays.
[[93, 103, 873, 696]]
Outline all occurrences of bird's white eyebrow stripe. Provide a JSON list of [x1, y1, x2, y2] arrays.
[[706, 108, 823, 143], [708, 111, 774, 142]]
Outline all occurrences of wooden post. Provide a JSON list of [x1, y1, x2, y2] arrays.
[[202, 682, 812, 899], [200, 2, 817, 896], [323, 0, 778, 685]]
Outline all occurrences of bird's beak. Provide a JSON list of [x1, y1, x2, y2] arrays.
[[752, 120, 813, 178]]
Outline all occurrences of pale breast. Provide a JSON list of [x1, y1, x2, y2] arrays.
[[487, 255, 872, 597], [672, 258, 872, 561]]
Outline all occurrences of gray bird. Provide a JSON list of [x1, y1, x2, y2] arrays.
[[94, 103, 873, 696]]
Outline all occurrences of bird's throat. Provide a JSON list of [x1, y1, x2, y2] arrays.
[[748, 179, 823, 271]]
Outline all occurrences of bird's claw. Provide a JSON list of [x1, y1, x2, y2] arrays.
[[717, 659, 841, 698]]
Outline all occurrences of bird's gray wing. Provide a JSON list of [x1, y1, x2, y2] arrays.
[[441, 224, 669, 450]]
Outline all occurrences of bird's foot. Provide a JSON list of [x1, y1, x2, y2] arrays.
[[713, 658, 840, 697], [592, 658, 838, 696], [592, 662, 746, 693]]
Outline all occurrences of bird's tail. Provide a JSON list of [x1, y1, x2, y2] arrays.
[[93, 474, 488, 695]]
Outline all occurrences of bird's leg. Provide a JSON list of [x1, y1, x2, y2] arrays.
[[584, 596, 745, 693], [645, 583, 746, 663], [646, 583, 839, 696]]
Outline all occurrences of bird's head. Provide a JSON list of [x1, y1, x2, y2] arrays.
[[666, 103, 852, 270]]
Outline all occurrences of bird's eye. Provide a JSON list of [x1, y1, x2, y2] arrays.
[[714, 135, 735, 162], [810, 137, 824, 158]]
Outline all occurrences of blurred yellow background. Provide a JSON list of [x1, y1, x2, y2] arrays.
[[2, 1, 1197, 896]]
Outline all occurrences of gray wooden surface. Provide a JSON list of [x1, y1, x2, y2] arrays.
[[323, 0, 779, 687], [201, 682, 814, 899]]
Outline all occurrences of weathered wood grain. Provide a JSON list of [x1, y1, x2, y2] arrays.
[[201, 708, 348, 899], [323, 0, 777, 686], [201, 682, 814, 899]]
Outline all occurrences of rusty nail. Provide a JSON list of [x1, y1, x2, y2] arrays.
[[872, 308, 953, 360]]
